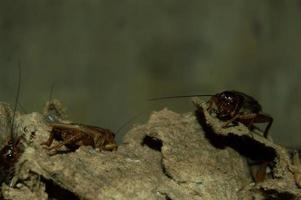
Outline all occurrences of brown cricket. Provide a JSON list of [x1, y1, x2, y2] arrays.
[[150, 90, 273, 138], [41, 99, 117, 154], [199, 91, 273, 182], [0, 138, 23, 185], [150, 90, 274, 182], [0, 64, 23, 188], [41, 122, 117, 153], [204, 90, 273, 138]]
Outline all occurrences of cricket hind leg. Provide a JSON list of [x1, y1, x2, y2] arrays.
[[255, 162, 269, 182], [41, 127, 65, 147], [251, 112, 273, 138], [234, 112, 273, 138], [43, 133, 83, 152]]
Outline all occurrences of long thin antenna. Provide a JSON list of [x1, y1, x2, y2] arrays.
[[148, 94, 213, 101], [2, 84, 27, 113], [48, 82, 55, 102], [10, 61, 22, 142], [114, 110, 148, 135]]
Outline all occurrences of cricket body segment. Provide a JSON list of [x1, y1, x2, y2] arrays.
[[207, 90, 273, 138], [0, 138, 23, 185], [0, 139, 21, 167], [0, 64, 23, 188], [41, 122, 118, 152]]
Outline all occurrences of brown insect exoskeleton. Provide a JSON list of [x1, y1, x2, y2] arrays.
[[0, 138, 23, 186], [204, 91, 273, 138], [150, 90, 273, 138], [0, 64, 23, 188], [150, 90, 274, 183], [41, 122, 118, 153]]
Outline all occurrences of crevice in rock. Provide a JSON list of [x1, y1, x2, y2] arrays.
[[40, 177, 79, 200], [141, 135, 175, 181], [141, 135, 188, 186], [158, 191, 173, 200], [164, 194, 173, 200], [160, 158, 173, 180], [141, 135, 162, 152], [261, 189, 296, 200]]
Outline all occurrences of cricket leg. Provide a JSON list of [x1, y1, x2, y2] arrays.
[[251, 112, 273, 138], [44, 133, 83, 151], [234, 113, 272, 138], [251, 161, 269, 182], [222, 114, 241, 128]]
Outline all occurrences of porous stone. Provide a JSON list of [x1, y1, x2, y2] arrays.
[[1, 104, 301, 200]]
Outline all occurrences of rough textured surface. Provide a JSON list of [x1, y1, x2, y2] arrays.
[[193, 98, 301, 199], [1, 101, 301, 199]]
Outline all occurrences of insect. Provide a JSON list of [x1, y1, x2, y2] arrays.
[[41, 97, 117, 154], [151, 91, 274, 183], [0, 138, 23, 185], [41, 122, 118, 153], [0, 64, 23, 188], [150, 90, 273, 138]]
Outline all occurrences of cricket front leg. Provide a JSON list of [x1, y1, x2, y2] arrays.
[[225, 113, 258, 130], [222, 114, 241, 128]]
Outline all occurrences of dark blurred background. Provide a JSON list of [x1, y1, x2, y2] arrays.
[[0, 1, 300, 146]]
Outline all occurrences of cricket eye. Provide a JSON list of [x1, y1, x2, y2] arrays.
[[6, 153, 14, 160], [3, 153, 13, 162]]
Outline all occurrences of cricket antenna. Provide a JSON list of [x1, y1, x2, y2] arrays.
[[148, 94, 213, 101], [114, 110, 148, 135], [10, 61, 22, 142], [44, 82, 67, 123], [48, 82, 55, 102]]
